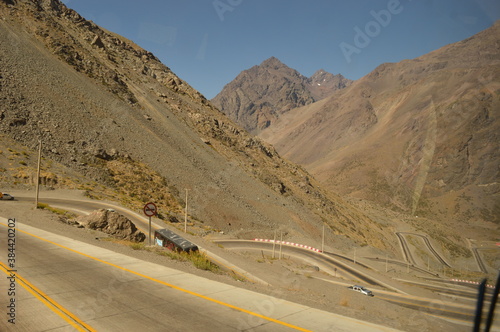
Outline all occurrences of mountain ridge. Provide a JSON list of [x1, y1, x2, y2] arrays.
[[211, 57, 352, 134], [260, 21, 500, 230]]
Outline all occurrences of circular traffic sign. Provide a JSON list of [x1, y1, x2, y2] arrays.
[[143, 202, 157, 217]]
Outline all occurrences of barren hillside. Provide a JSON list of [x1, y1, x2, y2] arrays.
[[261, 21, 500, 236], [0, 0, 396, 252]]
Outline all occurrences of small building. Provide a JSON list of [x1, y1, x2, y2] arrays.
[[154, 228, 198, 253]]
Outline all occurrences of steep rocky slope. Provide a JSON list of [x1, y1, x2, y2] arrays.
[[211, 57, 351, 134], [0, 0, 392, 252], [261, 21, 500, 234]]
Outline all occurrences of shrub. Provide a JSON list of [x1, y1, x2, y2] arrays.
[[37, 203, 76, 218]]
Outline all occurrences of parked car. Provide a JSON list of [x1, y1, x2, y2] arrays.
[[0, 193, 15, 200], [348, 285, 374, 296]]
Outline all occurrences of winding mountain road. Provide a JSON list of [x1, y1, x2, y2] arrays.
[[471, 247, 488, 273], [214, 239, 389, 288], [396, 232, 417, 266], [400, 232, 451, 267], [2, 219, 400, 332], [396, 232, 452, 269], [2, 194, 487, 328]]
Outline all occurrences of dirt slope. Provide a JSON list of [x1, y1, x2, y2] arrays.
[[261, 21, 500, 234]]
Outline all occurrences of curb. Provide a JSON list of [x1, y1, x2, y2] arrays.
[[451, 278, 495, 289], [253, 238, 322, 253]]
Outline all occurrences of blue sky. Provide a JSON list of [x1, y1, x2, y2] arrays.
[[61, 0, 499, 99]]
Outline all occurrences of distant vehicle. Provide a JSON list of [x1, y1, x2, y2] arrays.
[[0, 193, 14, 200], [154, 228, 198, 253], [348, 285, 374, 297]]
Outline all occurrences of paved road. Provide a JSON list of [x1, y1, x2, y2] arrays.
[[471, 247, 488, 273], [17, 196, 158, 235], [14, 194, 272, 284], [216, 240, 490, 326], [365, 257, 440, 277], [398, 232, 451, 268], [0, 218, 402, 332], [215, 239, 390, 288], [5, 194, 487, 329], [395, 232, 417, 266]]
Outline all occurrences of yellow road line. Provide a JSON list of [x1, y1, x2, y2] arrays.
[[0, 262, 96, 332], [0, 222, 311, 332]]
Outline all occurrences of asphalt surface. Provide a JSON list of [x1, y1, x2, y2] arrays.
[[214, 240, 389, 288], [214, 240, 496, 326], [16, 195, 272, 285], [397, 232, 451, 268], [3, 193, 495, 330], [0, 218, 402, 331]]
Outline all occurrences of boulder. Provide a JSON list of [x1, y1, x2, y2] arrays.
[[76, 209, 145, 242]]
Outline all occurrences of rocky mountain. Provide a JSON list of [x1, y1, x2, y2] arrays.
[[307, 69, 352, 101], [0, 0, 391, 251], [261, 21, 500, 231], [211, 57, 352, 134]]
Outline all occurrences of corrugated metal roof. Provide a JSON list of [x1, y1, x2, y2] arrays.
[[155, 228, 198, 252]]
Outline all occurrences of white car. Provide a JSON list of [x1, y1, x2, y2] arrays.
[[348, 285, 374, 296], [0, 193, 14, 200]]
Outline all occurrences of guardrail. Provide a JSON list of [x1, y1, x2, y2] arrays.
[[451, 278, 495, 289], [253, 239, 322, 252]]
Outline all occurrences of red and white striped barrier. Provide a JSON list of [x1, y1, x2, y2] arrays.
[[253, 238, 322, 253], [451, 279, 495, 289]]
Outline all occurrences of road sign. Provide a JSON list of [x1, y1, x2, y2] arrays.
[[143, 202, 157, 217]]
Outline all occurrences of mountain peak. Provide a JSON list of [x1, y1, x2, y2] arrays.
[[309, 69, 332, 82], [307, 70, 352, 100], [212, 59, 352, 134], [312, 69, 327, 76], [260, 56, 287, 69]]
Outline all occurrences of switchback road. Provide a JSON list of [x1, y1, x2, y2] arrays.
[[0, 219, 401, 332]]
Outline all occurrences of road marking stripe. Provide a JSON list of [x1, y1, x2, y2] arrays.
[[0, 262, 96, 332], [1, 223, 312, 332]]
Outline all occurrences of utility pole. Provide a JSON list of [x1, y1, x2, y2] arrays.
[[35, 140, 42, 208], [184, 189, 188, 233], [279, 232, 283, 260], [272, 230, 276, 259], [148, 215, 152, 246], [321, 223, 325, 253], [354, 248, 356, 265]]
